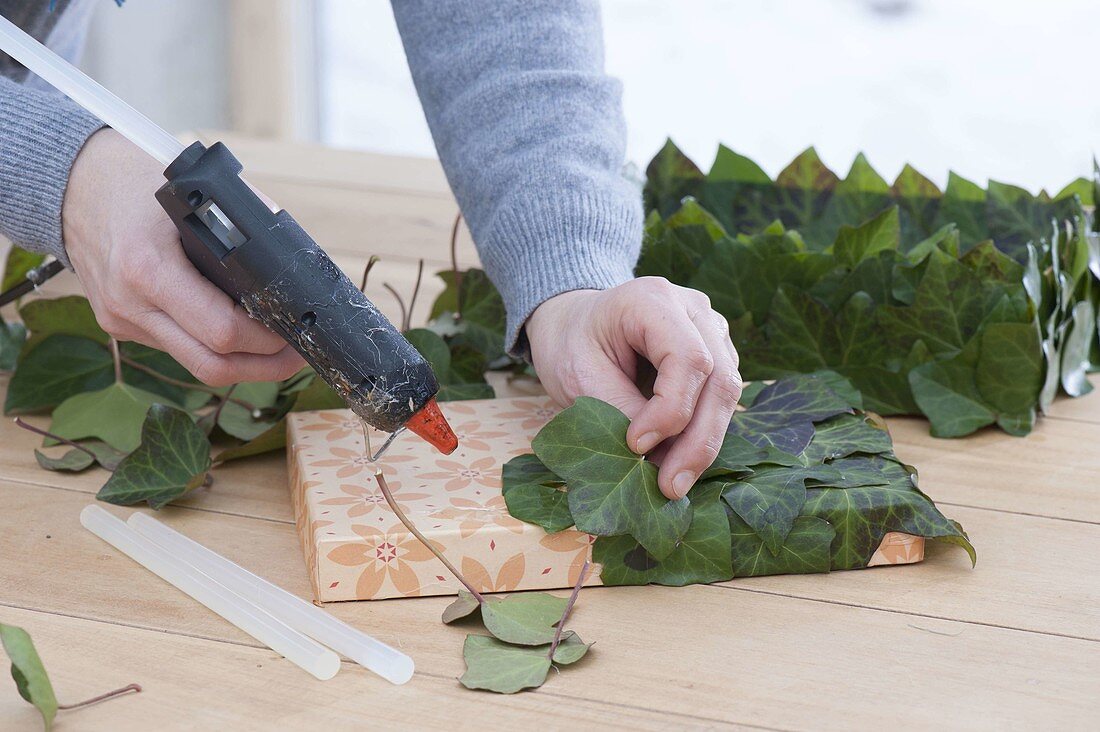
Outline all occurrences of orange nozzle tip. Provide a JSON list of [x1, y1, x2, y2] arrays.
[[405, 398, 458, 454]]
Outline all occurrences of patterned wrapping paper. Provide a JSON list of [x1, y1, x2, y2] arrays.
[[287, 396, 924, 603]]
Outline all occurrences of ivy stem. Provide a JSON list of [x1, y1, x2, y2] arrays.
[[405, 259, 424, 331], [548, 561, 589, 661], [13, 418, 98, 458], [374, 467, 485, 604], [199, 383, 237, 434], [359, 255, 381, 293], [383, 283, 407, 332], [58, 683, 141, 711], [450, 213, 464, 319], [110, 339, 122, 384], [118, 355, 257, 411]]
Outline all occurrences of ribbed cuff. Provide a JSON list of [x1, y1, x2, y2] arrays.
[[479, 187, 643, 357], [0, 80, 106, 267]]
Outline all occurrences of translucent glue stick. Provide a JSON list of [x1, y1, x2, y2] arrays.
[[128, 512, 415, 685], [80, 506, 340, 681]]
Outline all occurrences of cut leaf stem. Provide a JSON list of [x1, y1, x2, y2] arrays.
[[118, 355, 257, 411], [405, 259, 424, 331], [13, 417, 98, 458], [375, 468, 485, 603], [110, 338, 122, 383], [58, 683, 141, 710], [359, 255, 381, 293], [548, 561, 589, 660]]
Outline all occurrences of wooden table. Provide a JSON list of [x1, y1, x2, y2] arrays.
[[1, 133, 1097, 730]]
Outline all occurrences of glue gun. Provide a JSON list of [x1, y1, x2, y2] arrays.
[[0, 14, 458, 455]]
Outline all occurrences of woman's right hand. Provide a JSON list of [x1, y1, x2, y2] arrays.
[[61, 128, 304, 385]]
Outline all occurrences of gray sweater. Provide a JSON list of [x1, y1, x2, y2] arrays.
[[0, 0, 641, 352]]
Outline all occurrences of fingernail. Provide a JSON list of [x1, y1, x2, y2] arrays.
[[635, 431, 661, 454], [672, 471, 695, 499]]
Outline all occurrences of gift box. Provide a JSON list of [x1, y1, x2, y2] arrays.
[[287, 397, 924, 602]]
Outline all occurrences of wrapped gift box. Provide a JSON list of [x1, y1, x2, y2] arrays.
[[287, 397, 924, 602]]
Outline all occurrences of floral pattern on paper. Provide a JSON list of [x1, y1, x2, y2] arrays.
[[300, 411, 362, 441], [327, 524, 443, 597], [415, 456, 499, 493], [429, 496, 525, 538]]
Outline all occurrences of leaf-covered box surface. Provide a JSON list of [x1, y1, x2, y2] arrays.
[[504, 372, 975, 587]]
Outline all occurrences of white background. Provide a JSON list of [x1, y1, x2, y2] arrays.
[[318, 0, 1100, 192]]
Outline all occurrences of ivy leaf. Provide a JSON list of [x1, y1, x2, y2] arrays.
[[442, 590, 481, 624], [1058, 300, 1095, 397], [800, 413, 893, 463], [2, 246, 46, 292], [727, 372, 856, 454], [801, 457, 976, 569], [216, 382, 281, 440], [730, 514, 835, 577], [0, 319, 26, 371], [34, 448, 95, 472], [5, 336, 113, 414], [501, 455, 572, 533], [700, 433, 802, 481], [97, 404, 212, 509], [459, 634, 589, 694], [532, 397, 692, 560], [721, 468, 817, 555], [19, 295, 108, 352], [0, 623, 58, 730], [643, 138, 705, 217], [594, 483, 733, 586], [215, 374, 344, 462], [480, 593, 568, 646], [405, 328, 494, 402], [48, 382, 163, 453]]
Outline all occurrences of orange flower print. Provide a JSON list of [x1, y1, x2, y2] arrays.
[[416, 456, 499, 492], [461, 553, 526, 593], [450, 420, 510, 452], [310, 446, 376, 479], [318, 478, 430, 519], [429, 496, 525, 538], [540, 530, 596, 586], [495, 399, 559, 431], [326, 524, 442, 597], [300, 412, 362, 441]]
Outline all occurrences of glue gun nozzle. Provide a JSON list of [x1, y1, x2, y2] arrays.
[[404, 398, 458, 455]]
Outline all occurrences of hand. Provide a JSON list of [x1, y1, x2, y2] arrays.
[[62, 129, 304, 385], [526, 277, 742, 500]]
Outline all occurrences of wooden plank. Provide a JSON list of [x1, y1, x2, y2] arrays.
[[0, 607, 702, 732], [194, 130, 454, 197], [0, 485, 1095, 730], [2, 482, 1095, 649], [888, 417, 1100, 524], [1042, 380, 1100, 425]]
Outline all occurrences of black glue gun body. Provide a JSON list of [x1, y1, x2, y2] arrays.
[[154, 141, 438, 434]]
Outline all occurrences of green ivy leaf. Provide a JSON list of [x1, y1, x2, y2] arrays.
[[727, 372, 856, 454], [0, 623, 58, 730], [801, 457, 976, 569], [730, 514, 835, 577], [97, 404, 212, 509], [0, 319, 26, 371], [48, 382, 164, 453], [700, 432, 802, 481], [532, 397, 692, 560], [19, 295, 108, 352], [216, 382, 281, 440], [459, 634, 589, 694], [480, 593, 568, 645], [800, 413, 893, 463], [1, 246, 46, 292], [594, 483, 733, 586], [34, 448, 95, 473], [405, 328, 494, 402], [441, 590, 481, 624], [500, 454, 572, 533], [215, 374, 344, 463]]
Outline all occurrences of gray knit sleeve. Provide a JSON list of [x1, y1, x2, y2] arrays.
[[0, 75, 106, 266], [391, 0, 642, 354]]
